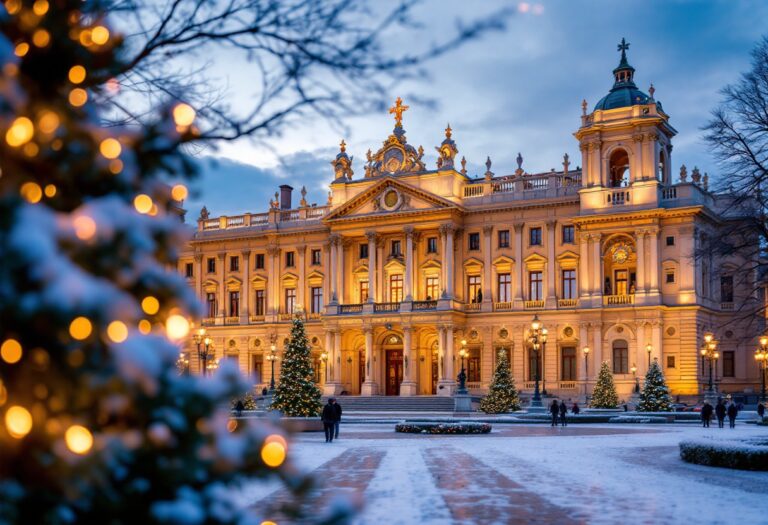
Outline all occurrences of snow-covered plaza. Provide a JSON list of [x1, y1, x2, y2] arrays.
[[250, 422, 768, 525]]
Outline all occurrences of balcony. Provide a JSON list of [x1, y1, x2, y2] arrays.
[[339, 304, 363, 314], [202, 317, 216, 326], [462, 171, 582, 202], [224, 316, 239, 325], [308, 312, 323, 320], [524, 300, 545, 310], [249, 315, 265, 323], [374, 302, 400, 313], [559, 381, 577, 390], [413, 300, 438, 311], [278, 312, 294, 321], [464, 302, 482, 312], [494, 301, 513, 311], [197, 205, 330, 233], [603, 294, 634, 306], [558, 298, 578, 308], [607, 188, 631, 206]]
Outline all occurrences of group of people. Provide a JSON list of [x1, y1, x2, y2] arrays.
[[700, 399, 740, 428], [321, 398, 342, 442], [550, 400, 580, 427]]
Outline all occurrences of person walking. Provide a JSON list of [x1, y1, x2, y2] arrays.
[[559, 400, 568, 427], [715, 400, 726, 428], [549, 400, 559, 427], [332, 397, 342, 439], [572, 402, 580, 415], [727, 401, 738, 428], [701, 401, 713, 428], [321, 399, 336, 442], [757, 402, 765, 420]]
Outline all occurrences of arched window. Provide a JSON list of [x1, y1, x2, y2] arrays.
[[528, 347, 541, 381], [658, 150, 667, 183], [612, 339, 629, 374], [609, 149, 630, 188]]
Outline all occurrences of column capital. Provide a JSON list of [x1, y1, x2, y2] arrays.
[[365, 230, 377, 243], [579, 232, 591, 243], [403, 225, 415, 237], [266, 244, 279, 256], [546, 219, 557, 230], [295, 244, 307, 252], [329, 233, 343, 245], [363, 326, 373, 334], [402, 324, 413, 333], [588, 232, 602, 242], [241, 249, 251, 258], [439, 223, 456, 235], [513, 222, 524, 233], [634, 228, 648, 237], [217, 252, 226, 261], [194, 253, 203, 262], [483, 224, 494, 235]]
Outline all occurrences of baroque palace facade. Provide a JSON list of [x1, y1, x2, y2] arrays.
[[180, 42, 763, 400]]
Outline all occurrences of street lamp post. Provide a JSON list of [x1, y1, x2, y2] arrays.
[[582, 346, 590, 400], [755, 335, 768, 403], [527, 315, 547, 408], [457, 340, 468, 395], [266, 342, 279, 392], [700, 332, 719, 398], [631, 364, 639, 393], [193, 328, 213, 376], [645, 343, 653, 369]]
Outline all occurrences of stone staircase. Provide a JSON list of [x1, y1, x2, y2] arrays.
[[324, 395, 456, 412]]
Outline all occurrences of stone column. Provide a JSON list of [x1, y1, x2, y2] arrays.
[[441, 224, 456, 299], [329, 234, 339, 304], [579, 323, 589, 385], [337, 239, 345, 305], [400, 325, 417, 396], [240, 250, 250, 323], [483, 225, 493, 308], [333, 329, 342, 383], [437, 325, 455, 396], [361, 327, 377, 395], [636, 321, 647, 376], [323, 330, 339, 395], [404, 226, 414, 302], [194, 253, 203, 303], [591, 233, 603, 305], [366, 231, 377, 303], [679, 225, 695, 303], [437, 327, 446, 380], [592, 322, 602, 370], [635, 229, 646, 297], [546, 220, 557, 307], [651, 321, 662, 364], [513, 223, 524, 307], [648, 228, 660, 296], [266, 244, 279, 316], [217, 252, 226, 318], [296, 245, 306, 312], [440, 227, 448, 298]]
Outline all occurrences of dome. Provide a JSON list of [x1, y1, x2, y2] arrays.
[[593, 38, 654, 111]]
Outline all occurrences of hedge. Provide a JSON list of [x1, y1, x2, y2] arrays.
[[679, 439, 768, 471], [609, 415, 669, 424], [395, 422, 492, 434]]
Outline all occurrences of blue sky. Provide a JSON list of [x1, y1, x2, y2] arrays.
[[184, 1, 768, 219]]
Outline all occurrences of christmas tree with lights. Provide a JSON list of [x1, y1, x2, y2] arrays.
[[271, 316, 323, 417], [479, 350, 521, 413], [590, 361, 619, 408], [637, 359, 673, 412]]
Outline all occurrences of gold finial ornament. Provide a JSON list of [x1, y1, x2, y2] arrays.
[[445, 123, 452, 139], [389, 97, 409, 127], [340, 139, 346, 152]]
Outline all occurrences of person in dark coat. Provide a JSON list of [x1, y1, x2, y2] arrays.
[[572, 402, 580, 415], [700, 401, 713, 428], [331, 398, 342, 439], [559, 400, 568, 427], [757, 402, 765, 419], [727, 402, 738, 428], [321, 400, 335, 442], [715, 400, 726, 428], [234, 399, 244, 418], [549, 400, 559, 427]]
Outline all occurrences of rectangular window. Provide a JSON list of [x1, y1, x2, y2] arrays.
[[562, 225, 575, 244], [207, 257, 216, 274], [206, 292, 216, 318], [389, 275, 403, 302], [498, 230, 509, 248], [723, 351, 735, 377], [666, 271, 675, 284], [615, 269, 628, 295], [252, 356, 263, 383], [528, 349, 541, 381], [561, 347, 576, 381], [230, 256, 239, 272], [311, 287, 323, 314], [468, 275, 482, 303], [468, 348, 481, 382], [427, 237, 438, 254], [359, 243, 369, 259], [562, 269, 576, 299], [468, 232, 480, 251], [391, 240, 402, 257], [612, 343, 629, 374], [497, 273, 511, 302], [255, 253, 265, 269], [311, 249, 322, 265], [359, 280, 369, 303], [254, 290, 265, 316], [666, 236, 675, 246], [185, 262, 193, 278], [666, 356, 676, 369], [529, 271, 543, 300], [720, 275, 734, 302], [426, 276, 439, 300], [229, 291, 240, 317], [529, 227, 542, 246], [285, 288, 296, 313], [285, 251, 295, 267]]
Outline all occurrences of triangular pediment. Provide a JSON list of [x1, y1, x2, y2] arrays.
[[324, 177, 459, 221], [556, 250, 580, 261]]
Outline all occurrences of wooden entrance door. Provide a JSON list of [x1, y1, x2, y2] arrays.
[[385, 350, 403, 396], [358, 351, 365, 394]]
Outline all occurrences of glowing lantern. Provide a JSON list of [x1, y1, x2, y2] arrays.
[[38, 111, 60, 134], [32, 0, 49, 16], [260, 441, 286, 468], [20, 182, 43, 204], [32, 29, 50, 47], [14, 42, 29, 57], [44, 184, 56, 198], [99, 138, 121, 159], [138, 319, 152, 334], [165, 315, 190, 341], [171, 184, 188, 201], [91, 26, 109, 45], [69, 88, 88, 107], [172, 103, 196, 127]]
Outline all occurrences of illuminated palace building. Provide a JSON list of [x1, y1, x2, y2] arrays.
[[180, 43, 763, 399]]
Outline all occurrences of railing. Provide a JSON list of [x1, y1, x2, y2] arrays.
[[558, 298, 578, 308], [463, 184, 484, 197], [308, 312, 323, 320], [494, 301, 513, 311], [339, 304, 363, 314], [523, 381, 536, 390], [661, 187, 678, 200], [280, 210, 300, 222], [202, 317, 216, 326], [464, 302, 482, 311], [493, 180, 515, 193], [603, 294, 634, 306], [203, 219, 219, 230], [608, 189, 630, 205], [224, 316, 239, 325], [466, 381, 482, 391], [721, 302, 734, 311], [559, 381, 577, 390], [524, 300, 545, 309], [251, 213, 269, 224], [249, 315, 265, 323], [226, 216, 244, 228], [306, 207, 327, 218], [197, 205, 330, 232], [462, 171, 582, 201], [278, 312, 294, 321], [413, 300, 438, 311], [374, 302, 400, 313]]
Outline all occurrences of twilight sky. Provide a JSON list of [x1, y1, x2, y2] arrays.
[[184, 1, 768, 218]]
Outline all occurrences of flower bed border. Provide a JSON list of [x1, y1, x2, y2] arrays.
[[679, 438, 768, 471], [395, 422, 492, 435]]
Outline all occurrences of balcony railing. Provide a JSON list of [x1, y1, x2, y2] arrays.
[[202, 317, 216, 326], [466, 381, 483, 391], [607, 188, 630, 205], [462, 171, 582, 200], [523, 381, 536, 390], [278, 312, 294, 321], [249, 315, 265, 323], [308, 312, 322, 320], [224, 316, 239, 325], [464, 302, 482, 311], [721, 302, 734, 311], [559, 381, 577, 390], [558, 298, 578, 308], [661, 187, 677, 200], [413, 300, 438, 311], [494, 301, 513, 311], [374, 302, 400, 313], [339, 304, 363, 314], [197, 205, 330, 232], [603, 294, 634, 306], [524, 300, 545, 309]]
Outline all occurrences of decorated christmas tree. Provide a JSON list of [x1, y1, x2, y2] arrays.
[[480, 350, 521, 413], [590, 361, 619, 408], [271, 316, 323, 417], [637, 359, 673, 412]]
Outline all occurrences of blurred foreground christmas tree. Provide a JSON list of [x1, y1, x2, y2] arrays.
[[479, 350, 520, 413], [637, 360, 673, 412], [271, 316, 323, 417], [590, 361, 619, 408]]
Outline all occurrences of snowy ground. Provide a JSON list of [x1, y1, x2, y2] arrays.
[[248, 423, 768, 524]]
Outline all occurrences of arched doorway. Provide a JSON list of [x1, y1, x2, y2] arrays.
[[608, 148, 630, 187], [382, 333, 403, 396]]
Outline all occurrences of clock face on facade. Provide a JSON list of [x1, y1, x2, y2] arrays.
[[384, 190, 399, 207], [613, 246, 629, 264]]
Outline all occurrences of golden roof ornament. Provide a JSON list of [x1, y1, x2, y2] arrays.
[[331, 138, 354, 181], [436, 122, 458, 171], [362, 98, 425, 177], [389, 96, 409, 127]]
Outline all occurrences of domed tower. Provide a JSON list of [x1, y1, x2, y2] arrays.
[[575, 39, 677, 212]]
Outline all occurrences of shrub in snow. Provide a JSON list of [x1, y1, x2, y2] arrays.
[[395, 422, 492, 434], [270, 316, 323, 417], [479, 350, 521, 413], [609, 416, 669, 424], [637, 360, 673, 412], [590, 361, 619, 408], [679, 439, 768, 471]]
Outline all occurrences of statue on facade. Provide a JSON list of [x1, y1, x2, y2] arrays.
[[435, 123, 458, 171], [484, 156, 493, 181], [691, 166, 701, 184], [679, 164, 687, 183], [460, 156, 467, 176], [198, 206, 209, 220], [331, 139, 354, 181]]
